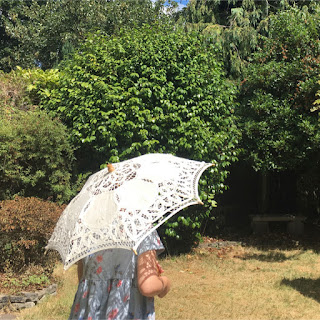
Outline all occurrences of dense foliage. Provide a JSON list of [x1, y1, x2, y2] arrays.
[[0, 196, 64, 274], [237, 7, 320, 172], [30, 25, 240, 244], [0, 68, 33, 110], [0, 107, 74, 202], [176, 0, 318, 77], [0, 0, 172, 71], [2, 0, 320, 255]]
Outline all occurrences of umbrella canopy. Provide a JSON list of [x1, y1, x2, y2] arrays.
[[46, 153, 212, 269]]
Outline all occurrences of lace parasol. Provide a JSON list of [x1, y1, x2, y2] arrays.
[[46, 153, 212, 269]]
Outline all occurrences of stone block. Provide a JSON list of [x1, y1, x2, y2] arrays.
[[9, 296, 27, 303], [0, 283, 57, 312], [21, 292, 39, 302], [44, 284, 57, 295], [11, 301, 35, 310], [0, 295, 9, 304]]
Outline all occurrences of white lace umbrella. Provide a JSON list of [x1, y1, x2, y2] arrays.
[[46, 153, 212, 269]]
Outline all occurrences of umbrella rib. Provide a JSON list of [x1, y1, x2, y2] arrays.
[[133, 198, 201, 251]]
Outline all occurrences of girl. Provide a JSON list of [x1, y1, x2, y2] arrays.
[[69, 231, 170, 320]]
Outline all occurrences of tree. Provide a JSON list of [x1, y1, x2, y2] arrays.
[[30, 25, 240, 246], [236, 6, 320, 216], [176, 0, 318, 77], [238, 6, 320, 172], [0, 0, 171, 71], [0, 0, 34, 71]]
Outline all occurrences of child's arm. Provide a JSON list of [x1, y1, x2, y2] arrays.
[[137, 250, 171, 298]]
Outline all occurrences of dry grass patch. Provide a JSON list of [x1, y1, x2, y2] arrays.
[[156, 245, 320, 320], [15, 242, 320, 320]]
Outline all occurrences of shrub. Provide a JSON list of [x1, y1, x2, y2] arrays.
[[0, 68, 34, 113], [0, 196, 65, 274], [32, 27, 239, 167], [0, 108, 74, 202], [238, 7, 320, 171]]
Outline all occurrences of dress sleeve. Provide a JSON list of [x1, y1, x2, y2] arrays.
[[137, 230, 165, 256]]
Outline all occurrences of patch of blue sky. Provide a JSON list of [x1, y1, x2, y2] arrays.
[[175, 0, 189, 6], [164, 0, 189, 10], [175, 0, 188, 10]]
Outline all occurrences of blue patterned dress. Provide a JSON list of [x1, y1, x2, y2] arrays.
[[68, 231, 164, 320]]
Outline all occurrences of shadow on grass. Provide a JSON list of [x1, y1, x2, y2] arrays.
[[213, 222, 320, 254], [240, 251, 303, 262], [281, 277, 320, 303]]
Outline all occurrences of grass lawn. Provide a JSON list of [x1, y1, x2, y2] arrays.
[[16, 234, 320, 320]]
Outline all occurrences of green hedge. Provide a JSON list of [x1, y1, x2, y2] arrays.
[[29, 25, 240, 247], [0, 108, 74, 202]]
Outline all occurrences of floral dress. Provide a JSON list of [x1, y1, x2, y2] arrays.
[[68, 231, 164, 320]]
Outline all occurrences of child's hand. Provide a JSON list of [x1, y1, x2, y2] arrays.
[[158, 276, 171, 298], [156, 261, 164, 276]]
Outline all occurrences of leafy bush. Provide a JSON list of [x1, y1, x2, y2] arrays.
[[0, 196, 65, 274], [238, 7, 320, 171], [0, 108, 74, 202], [0, 68, 35, 113], [30, 25, 240, 247]]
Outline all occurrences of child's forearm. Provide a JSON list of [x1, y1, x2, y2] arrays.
[[137, 250, 171, 298], [138, 275, 170, 298]]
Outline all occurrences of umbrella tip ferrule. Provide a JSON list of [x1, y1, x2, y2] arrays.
[[132, 248, 138, 255], [198, 200, 204, 205]]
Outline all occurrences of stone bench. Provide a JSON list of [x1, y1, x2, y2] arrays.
[[251, 215, 306, 235]]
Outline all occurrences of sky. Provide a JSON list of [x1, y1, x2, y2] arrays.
[[163, 0, 189, 11], [174, 0, 189, 10]]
